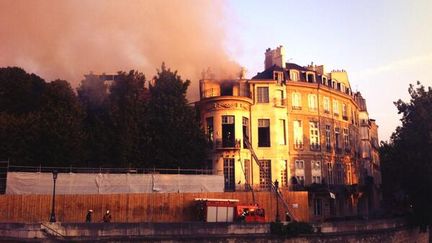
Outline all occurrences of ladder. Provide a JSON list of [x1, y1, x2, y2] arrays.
[[243, 137, 297, 221]]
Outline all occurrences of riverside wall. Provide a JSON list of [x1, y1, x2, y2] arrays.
[[0, 219, 428, 243]]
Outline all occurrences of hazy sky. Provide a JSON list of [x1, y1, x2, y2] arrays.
[[225, 0, 432, 141], [1, 0, 431, 142]]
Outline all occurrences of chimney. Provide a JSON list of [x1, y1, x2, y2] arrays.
[[264, 45, 286, 69]]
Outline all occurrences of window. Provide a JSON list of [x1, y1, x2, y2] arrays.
[[312, 160, 322, 184], [224, 158, 235, 191], [343, 128, 349, 149], [220, 83, 233, 96], [312, 160, 321, 170], [333, 100, 339, 115], [340, 83, 345, 93], [327, 162, 333, 185], [296, 176, 305, 185], [242, 117, 249, 148], [313, 199, 322, 216], [206, 117, 214, 147], [292, 92, 302, 109], [342, 103, 348, 120], [275, 90, 285, 106], [335, 128, 341, 152], [323, 97, 330, 113], [259, 160, 271, 189], [290, 70, 299, 81], [274, 71, 283, 82], [308, 94, 317, 111], [307, 73, 315, 83], [222, 115, 235, 148], [325, 125, 331, 151], [322, 77, 327, 85], [280, 160, 288, 187], [309, 122, 320, 150], [258, 119, 270, 147], [257, 87, 269, 103], [279, 119, 286, 145], [336, 163, 343, 184], [295, 160, 304, 169], [293, 120, 303, 148]]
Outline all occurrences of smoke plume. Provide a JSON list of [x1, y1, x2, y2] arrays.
[[0, 0, 240, 100]]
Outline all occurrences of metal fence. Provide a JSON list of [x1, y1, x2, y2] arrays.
[[7, 165, 214, 175]]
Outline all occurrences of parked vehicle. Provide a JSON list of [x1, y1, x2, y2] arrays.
[[195, 198, 265, 223]]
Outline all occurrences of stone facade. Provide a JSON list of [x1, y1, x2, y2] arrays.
[[197, 46, 381, 221]]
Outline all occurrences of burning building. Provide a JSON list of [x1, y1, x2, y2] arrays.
[[197, 46, 381, 221]]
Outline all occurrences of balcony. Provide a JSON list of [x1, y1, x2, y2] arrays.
[[345, 147, 352, 154], [292, 106, 302, 111], [336, 147, 343, 154], [215, 139, 241, 150], [273, 98, 286, 107], [342, 115, 348, 121]]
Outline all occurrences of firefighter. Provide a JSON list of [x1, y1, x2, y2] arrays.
[[103, 210, 112, 223], [85, 209, 93, 223]]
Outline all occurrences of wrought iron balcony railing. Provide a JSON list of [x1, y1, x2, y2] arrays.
[[215, 139, 241, 149]]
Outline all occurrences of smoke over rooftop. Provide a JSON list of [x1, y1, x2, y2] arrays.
[[0, 0, 240, 99]]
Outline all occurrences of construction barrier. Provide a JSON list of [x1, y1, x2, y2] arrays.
[[0, 191, 309, 223]]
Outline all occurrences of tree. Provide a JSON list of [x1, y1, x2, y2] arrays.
[[108, 70, 148, 167], [380, 82, 432, 228], [77, 74, 113, 166], [0, 68, 84, 166], [0, 67, 45, 115], [34, 80, 85, 166], [146, 63, 208, 168]]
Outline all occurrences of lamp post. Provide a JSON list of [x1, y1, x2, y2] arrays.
[[274, 179, 280, 222], [49, 170, 58, 222]]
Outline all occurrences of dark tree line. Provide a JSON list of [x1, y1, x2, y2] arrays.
[[380, 82, 432, 228], [0, 65, 208, 168]]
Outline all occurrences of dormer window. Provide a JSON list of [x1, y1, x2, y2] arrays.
[[322, 77, 327, 85], [306, 72, 315, 83], [290, 70, 299, 81], [346, 88, 351, 95], [340, 83, 345, 93], [273, 71, 283, 82]]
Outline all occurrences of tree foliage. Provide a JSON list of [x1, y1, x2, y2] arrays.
[[0, 68, 84, 165], [380, 82, 432, 227], [145, 63, 208, 168], [0, 65, 208, 169]]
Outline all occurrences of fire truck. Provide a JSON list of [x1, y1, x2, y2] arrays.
[[193, 136, 296, 223], [194, 198, 265, 223]]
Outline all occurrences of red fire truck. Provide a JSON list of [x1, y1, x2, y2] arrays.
[[194, 198, 265, 223]]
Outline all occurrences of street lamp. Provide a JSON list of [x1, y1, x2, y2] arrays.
[[49, 170, 58, 222], [274, 179, 280, 222]]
